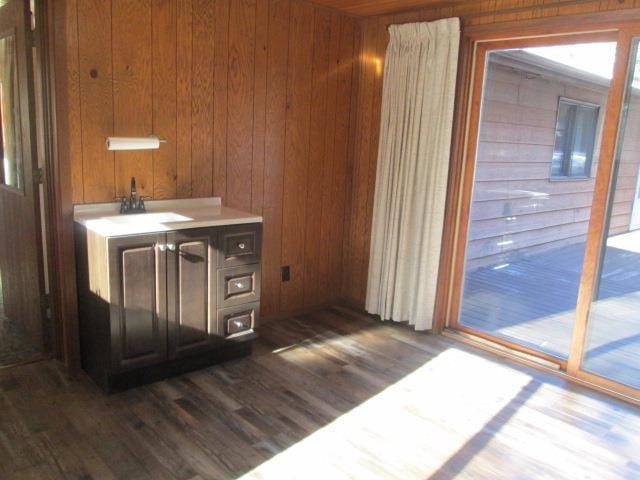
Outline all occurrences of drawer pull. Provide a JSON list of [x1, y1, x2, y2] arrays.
[[237, 242, 246, 250], [227, 315, 252, 335], [234, 281, 246, 289]]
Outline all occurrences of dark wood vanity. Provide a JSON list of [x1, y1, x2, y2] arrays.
[[74, 207, 261, 392]]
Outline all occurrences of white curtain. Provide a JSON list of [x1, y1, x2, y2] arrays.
[[365, 18, 460, 331]]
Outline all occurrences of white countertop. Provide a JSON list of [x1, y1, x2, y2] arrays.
[[74, 197, 262, 237]]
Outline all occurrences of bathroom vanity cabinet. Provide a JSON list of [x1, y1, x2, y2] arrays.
[[74, 199, 262, 392]]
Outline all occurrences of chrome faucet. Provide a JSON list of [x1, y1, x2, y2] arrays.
[[118, 177, 149, 214]]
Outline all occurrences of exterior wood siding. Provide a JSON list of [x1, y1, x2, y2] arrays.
[[466, 55, 640, 267]]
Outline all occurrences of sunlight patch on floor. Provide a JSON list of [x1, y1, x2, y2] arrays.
[[239, 348, 534, 480]]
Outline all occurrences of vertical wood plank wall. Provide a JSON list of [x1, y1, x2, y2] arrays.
[[52, 0, 360, 317], [342, 0, 640, 307]]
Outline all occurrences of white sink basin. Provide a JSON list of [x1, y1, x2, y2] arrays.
[[84, 212, 195, 236], [74, 197, 263, 237], [104, 212, 192, 225]]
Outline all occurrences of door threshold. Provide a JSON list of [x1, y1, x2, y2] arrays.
[[442, 328, 640, 407], [443, 328, 562, 370]]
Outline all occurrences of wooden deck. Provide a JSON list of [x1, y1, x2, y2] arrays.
[[460, 231, 640, 388], [1, 307, 640, 479]]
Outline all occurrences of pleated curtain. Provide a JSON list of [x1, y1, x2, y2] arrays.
[[365, 18, 460, 331]]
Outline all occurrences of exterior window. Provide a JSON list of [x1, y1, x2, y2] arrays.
[[0, 33, 23, 191], [551, 98, 599, 179]]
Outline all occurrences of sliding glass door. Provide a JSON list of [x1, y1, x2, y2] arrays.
[[582, 39, 640, 391], [450, 27, 640, 400], [456, 36, 617, 361]]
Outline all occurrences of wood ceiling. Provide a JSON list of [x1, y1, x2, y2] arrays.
[[308, 0, 467, 17]]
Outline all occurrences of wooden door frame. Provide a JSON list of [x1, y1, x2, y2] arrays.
[[0, 1, 50, 352], [434, 9, 640, 402], [29, 0, 80, 369], [0, 0, 56, 358], [631, 159, 640, 230]]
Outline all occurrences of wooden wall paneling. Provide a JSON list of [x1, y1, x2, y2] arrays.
[[489, 0, 542, 23], [112, 0, 153, 197], [176, 0, 192, 197], [261, 0, 291, 316], [329, 15, 357, 303], [280, 0, 315, 311], [191, 0, 214, 197], [77, 0, 114, 202], [552, 1, 597, 18], [317, 11, 341, 305], [213, 0, 229, 201], [341, 20, 362, 300], [599, 0, 636, 12], [304, 0, 472, 17], [251, 0, 269, 215], [152, 0, 177, 199], [59, 0, 83, 205], [303, 8, 331, 309], [227, 0, 256, 211], [448, 1, 485, 23], [344, 20, 378, 303], [358, 19, 387, 303]]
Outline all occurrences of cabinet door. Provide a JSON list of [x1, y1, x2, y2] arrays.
[[167, 228, 221, 358], [108, 234, 167, 371]]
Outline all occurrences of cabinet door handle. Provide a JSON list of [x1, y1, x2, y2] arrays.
[[167, 244, 176, 252], [157, 244, 167, 252]]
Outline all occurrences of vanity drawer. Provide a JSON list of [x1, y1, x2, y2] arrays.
[[217, 302, 259, 340], [217, 264, 261, 308], [218, 224, 261, 267]]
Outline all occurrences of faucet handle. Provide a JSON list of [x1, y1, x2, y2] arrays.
[[138, 195, 152, 212], [115, 196, 129, 213]]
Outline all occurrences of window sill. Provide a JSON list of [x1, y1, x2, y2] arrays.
[[549, 176, 592, 182]]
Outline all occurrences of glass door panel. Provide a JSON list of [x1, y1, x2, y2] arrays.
[[583, 39, 640, 388], [458, 41, 618, 359]]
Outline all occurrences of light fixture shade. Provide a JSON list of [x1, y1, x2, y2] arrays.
[[106, 135, 162, 151]]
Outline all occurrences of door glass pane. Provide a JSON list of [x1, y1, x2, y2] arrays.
[[583, 39, 640, 388], [459, 41, 617, 358], [0, 33, 23, 190]]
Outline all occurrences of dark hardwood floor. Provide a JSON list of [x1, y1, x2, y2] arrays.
[[0, 276, 40, 368], [1, 307, 639, 479]]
